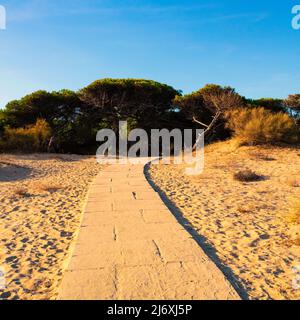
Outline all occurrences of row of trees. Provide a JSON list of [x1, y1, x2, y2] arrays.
[[0, 78, 299, 153]]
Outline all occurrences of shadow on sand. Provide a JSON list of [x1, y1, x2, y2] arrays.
[[7, 154, 83, 162], [144, 162, 250, 300], [0, 162, 32, 182]]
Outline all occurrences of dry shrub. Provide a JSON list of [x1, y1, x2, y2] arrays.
[[0, 119, 51, 152], [225, 107, 299, 145], [237, 204, 256, 213], [251, 152, 276, 161], [36, 183, 63, 193], [14, 187, 31, 198], [234, 170, 264, 182]]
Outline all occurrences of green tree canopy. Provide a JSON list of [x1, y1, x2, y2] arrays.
[[285, 94, 300, 110], [79, 78, 180, 130], [1, 90, 94, 152], [174, 84, 246, 146], [3, 90, 83, 128], [247, 98, 285, 113], [175, 84, 245, 125]]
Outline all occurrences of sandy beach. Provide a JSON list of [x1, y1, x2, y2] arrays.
[[0, 154, 100, 300], [1, 142, 299, 300], [149, 140, 300, 300]]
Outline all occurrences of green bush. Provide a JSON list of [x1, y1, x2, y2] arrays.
[[0, 119, 52, 152], [247, 98, 286, 113], [225, 107, 299, 144]]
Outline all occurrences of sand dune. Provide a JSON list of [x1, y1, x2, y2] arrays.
[[0, 154, 100, 300], [1, 142, 299, 300], [149, 140, 300, 300]]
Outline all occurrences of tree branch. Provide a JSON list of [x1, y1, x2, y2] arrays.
[[192, 116, 209, 128], [192, 111, 221, 151]]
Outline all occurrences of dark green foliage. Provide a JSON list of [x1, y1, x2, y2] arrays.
[[285, 94, 300, 121], [0, 79, 180, 153], [0, 119, 52, 153], [174, 84, 246, 142], [0, 79, 299, 154], [0, 110, 6, 135], [1, 89, 95, 153], [247, 98, 286, 113], [79, 78, 179, 130], [285, 94, 300, 110]]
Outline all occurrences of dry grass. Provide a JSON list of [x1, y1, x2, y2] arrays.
[[0, 119, 51, 153], [34, 183, 63, 194], [251, 153, 276, 162], [14, 187, 31, 198], [234, 170, 264, 182], [225, 107, 299, 145], [237, 204, 256, 213]]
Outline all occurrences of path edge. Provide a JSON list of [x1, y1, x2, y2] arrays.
[[144, 160, 247, 300], [55, 173, 100, 300]]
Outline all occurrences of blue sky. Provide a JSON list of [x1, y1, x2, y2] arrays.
[[0, 0, 299, 107]]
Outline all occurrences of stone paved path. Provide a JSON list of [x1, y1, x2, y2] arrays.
[[58, 163, 240, 300]]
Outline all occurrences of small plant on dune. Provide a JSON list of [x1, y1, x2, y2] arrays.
[[237, 204, 256, 213], [234, 170, 264, 182], [251, 153, 276, 161], [37, 183, 63, 193], [0, 119, 51, 153], [225, 107, 299, 145], [14, 187, 31, 198]]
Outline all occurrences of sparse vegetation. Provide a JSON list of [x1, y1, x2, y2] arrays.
[[233, 169, 264, 182], [251, 153, 276, 161], [237, 204, 256, 213], [247, 98, 286, 113], [0, 119, 51, 152], [174, 84, 246, 145], [36, 183, 63, 193], [0, 80, 300, 154], [225, 107, 299, 145], [14, 187, 31, 198]]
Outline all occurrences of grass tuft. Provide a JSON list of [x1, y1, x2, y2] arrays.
[[35, 183, 63, 194], [14, 188, 31, 198], [234, 170, 264, 182]]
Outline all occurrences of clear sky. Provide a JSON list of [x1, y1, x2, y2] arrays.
[[0, 0, 299, 108]]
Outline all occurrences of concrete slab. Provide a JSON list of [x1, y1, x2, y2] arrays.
[[57, 163, 240, 300]]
